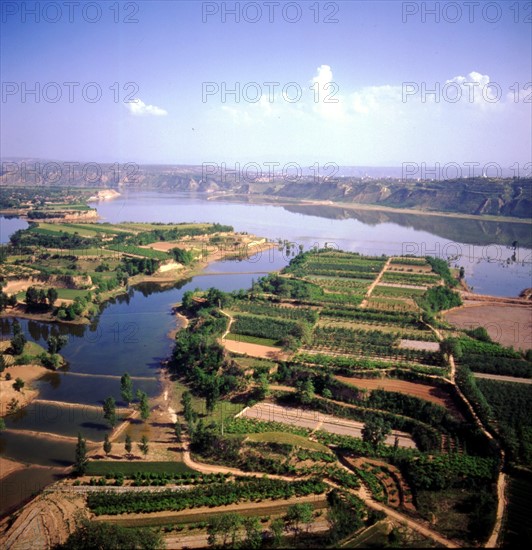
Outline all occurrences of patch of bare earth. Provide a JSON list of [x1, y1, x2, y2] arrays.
[[0, 458, 25, 481], [0, 364, 49, 417], [445, 303, 532, 351], [0, 492, 87, 549], [221, 339, 289, 360], [398, 339, 440, 352], [335, 376, 463, 419]]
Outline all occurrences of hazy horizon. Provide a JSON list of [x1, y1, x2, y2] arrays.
[[1, 1, 531, 170]]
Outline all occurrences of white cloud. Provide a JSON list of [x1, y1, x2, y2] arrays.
[[310, 64, 345, 120], [126, 98, 168, 117]]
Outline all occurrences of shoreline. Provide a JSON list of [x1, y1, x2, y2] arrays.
[[0, 364, 50, 419], [207, 193, 532, 225]]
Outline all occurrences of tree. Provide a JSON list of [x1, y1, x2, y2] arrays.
[[204, 376, 220, 413], [124, 434, 132, 457], [440, 337, 463, 360], [297, 379, 315, 405], [181, 290, 195, 311], [174, 422, 182, 442], [12, 319, 22, 337], [284, 503, 314, 539], [58, 518, 164, 549], [10, 333, 26, 355], [207, 513, 242, 548], [181, 391, 194, 423], [270, 517, 284, 548], [256, 374, 270, 400], [74, 433, 88, 476], [103, 433, 112, 456], [322, 387, 333, 399], [46, 287, 58, 308], [206, 287, 229, 309], [47, 334, 68, 354], [326, 490, 364, 543], [0, 418, 6, 431], [137, 391, 150, 421], [13, 377, 25, 392], [243, 516, 262, 549], [0, 354, 6, 374], [138, 435, 149, 458], [103, 396, 117, 428], [120, 372, 133, 405], [170, 247, 194, 265], [362, 417, 391, 449]]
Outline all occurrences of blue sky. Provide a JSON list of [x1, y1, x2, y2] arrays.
[[1, 0, 531, 168]]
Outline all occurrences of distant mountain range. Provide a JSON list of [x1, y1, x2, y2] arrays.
[[1, 159, 531, 220]]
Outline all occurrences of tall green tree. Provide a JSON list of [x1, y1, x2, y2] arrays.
[[47, 334, 68, 354], [103, 396, 117, 428], [74, 433, 88, 476], [46, 287, 58, 308], [138, 435, 149, 458], [362, 417, 391, 449], [243, 516, 262, 549], [103, 433, 112, 457], [207, 513, 242, 548], [174, 422, 182, 442], [284, 503, 314, 539], [124, 434, 132, 457], [181, 391, 194, 423], [10, 333, 26, 355], [137, 391, 150, 421], [120, 373, 133, 405], [270, 518, 284, 548], [297, 379, 315, 405]]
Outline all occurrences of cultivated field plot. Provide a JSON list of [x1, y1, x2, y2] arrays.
[[221, 335, 287, 360], [445, 303, 532, 351], [398, 339, 441, 351], [335, 376, 463, 419], [239, 403, 416, 448]]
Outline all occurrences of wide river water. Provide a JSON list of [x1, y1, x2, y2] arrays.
[[0, 191, 530, 515]]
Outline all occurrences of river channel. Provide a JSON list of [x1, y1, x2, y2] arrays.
[[0, 191, 530, 515]]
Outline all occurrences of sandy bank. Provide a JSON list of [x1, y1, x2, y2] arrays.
[[0, 364, 49, 418], [0, 457, 25, 481]]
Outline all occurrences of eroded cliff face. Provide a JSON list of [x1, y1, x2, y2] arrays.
[[272, 179, 532, 219]]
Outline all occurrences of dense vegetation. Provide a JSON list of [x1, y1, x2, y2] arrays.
[[87, 477, 327, 515], [476, 379, 532, 465]]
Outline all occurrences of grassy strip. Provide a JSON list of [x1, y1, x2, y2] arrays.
[[246, 432, 331, 453], [224, 332, 279, 347], [86, 461, 195, 476]]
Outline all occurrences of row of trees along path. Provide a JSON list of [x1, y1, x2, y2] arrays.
[[423, 319, 506, 548]]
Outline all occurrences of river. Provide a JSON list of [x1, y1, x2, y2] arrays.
[[0, 191, 530, 515]]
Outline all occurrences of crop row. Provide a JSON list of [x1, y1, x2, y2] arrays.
[[230, 301, 318, 324], [381, 272, 440, 285], [224, 417, 311, 437], [87, 478, 328, 515], [232, 314, 308, 342], [105, 244, 168, 260]]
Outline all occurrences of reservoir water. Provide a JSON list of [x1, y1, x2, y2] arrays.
[[0, 192, 531, 514]]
